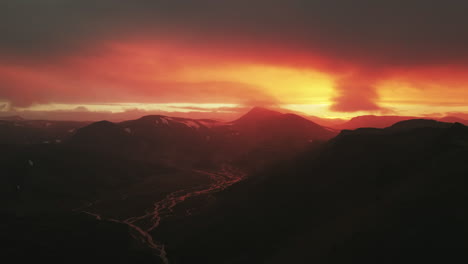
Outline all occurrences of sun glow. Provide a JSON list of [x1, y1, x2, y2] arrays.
[[177, 64, 335, 105]]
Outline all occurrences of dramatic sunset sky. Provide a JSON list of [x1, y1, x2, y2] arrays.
[[1, 0, 468, 121]]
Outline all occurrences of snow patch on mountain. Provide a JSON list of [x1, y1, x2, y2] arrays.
[[160, 117, 169, 125], [197, 120, 221, 128], [180, 120, 200, 129]]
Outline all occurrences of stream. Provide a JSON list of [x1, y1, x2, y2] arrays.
[[82, 166, 246, 264]]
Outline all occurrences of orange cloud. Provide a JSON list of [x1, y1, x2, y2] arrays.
[[1, 38, 468, 118]]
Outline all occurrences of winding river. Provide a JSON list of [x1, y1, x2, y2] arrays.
[[82, 166, 246, 264]]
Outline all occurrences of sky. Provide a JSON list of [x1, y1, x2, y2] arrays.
[[1, 0, 468, 121]]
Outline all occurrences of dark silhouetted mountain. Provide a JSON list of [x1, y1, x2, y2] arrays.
[[66, 109, 337, 169], [119, 115, 212, 146], [207, 107, 338, 170], [0, 119, 88, 144], [0, 115, 24, 121], [120, 115, 218, 164], [167, 121, 468, 264], [233, 107, 284, 124], [338, 119, 455, 137], [230, 107, 337, 141], [439, 116, 468, 125], [388, 118, 453, 131], [68, 120, 139, 155], [121, 115, 213, 130], [337, 115, 416, 130]]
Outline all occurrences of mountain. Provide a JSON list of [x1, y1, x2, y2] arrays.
[[232, 107, 284, 123], [67, 116, 216, 166], [67, 108, 338, 169], [0, 115, 24, 121], [121, 115, 219, 164], [119, 115, 213, 147], [338, 119, 455, 137], [336, 115, 417, 130], [0, 119, 88, 144], [167, 120, 468, 263], [388, 118, 453, 131], [336, 115, 468, 130], [68, 120, 140, 155], [230, 107, 337, 140], [439, 116, 468, 125], [208, 107, 338, 169]]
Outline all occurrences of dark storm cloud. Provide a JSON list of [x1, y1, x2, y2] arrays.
[[1, 0, 468, 65]]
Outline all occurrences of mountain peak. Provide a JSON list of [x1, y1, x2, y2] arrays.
[[247, 107, 282, 116], [72, 120, 126, 138], [137, 115, 166, 121], [234, 107, 283, 123], [69, 120, 132, 147], [85, 120, 116, 129]]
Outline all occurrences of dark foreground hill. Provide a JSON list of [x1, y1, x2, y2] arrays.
[[0, 144, 209, 264], [336, 115, 468, 130], [1, 213, 158, 264], [166, 120, 468, 264]]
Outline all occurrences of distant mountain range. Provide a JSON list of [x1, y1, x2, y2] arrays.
[[65, 107, 338, 169], [0, 119, 90, 144], [0, 115, 24, 121], [335, 115, 468, 130], [2, 108, 467, 169], [3, 109, 467, 137]]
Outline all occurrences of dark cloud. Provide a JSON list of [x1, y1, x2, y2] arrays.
[[0, 71, 277, 108], [2, 0, 467, 64]]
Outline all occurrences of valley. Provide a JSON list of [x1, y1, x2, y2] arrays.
[[82, 166, 246, 264]]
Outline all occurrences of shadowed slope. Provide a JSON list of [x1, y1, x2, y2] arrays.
[[169, 120, 468, 264]]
